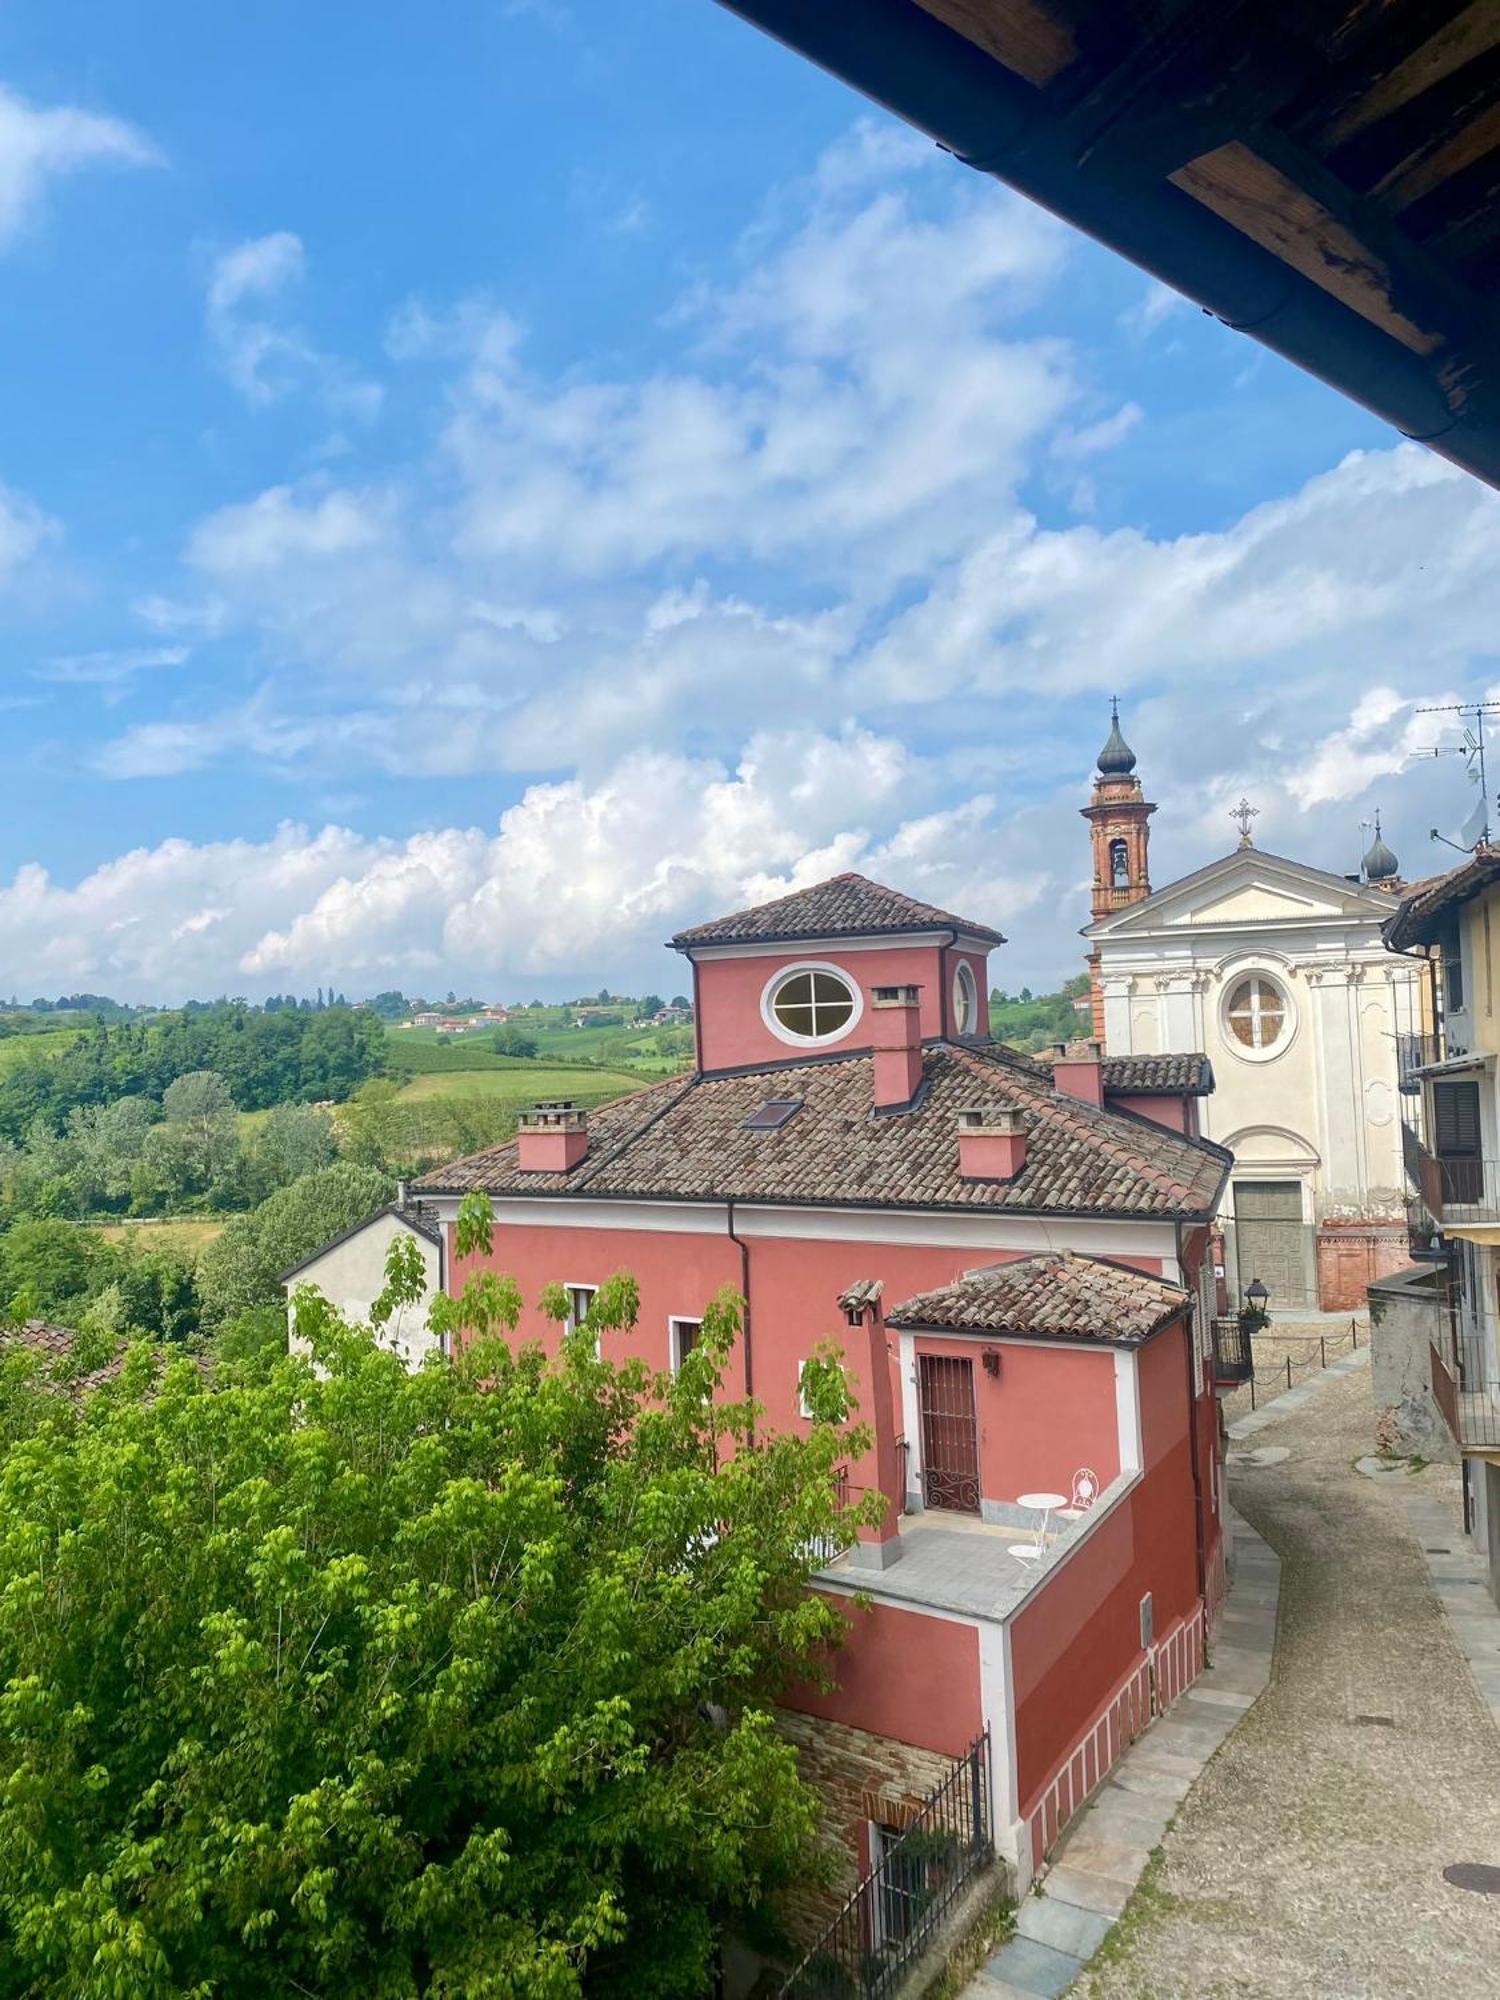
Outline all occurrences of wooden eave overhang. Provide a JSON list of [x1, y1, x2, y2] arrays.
[[714, 0, 1500, 489]]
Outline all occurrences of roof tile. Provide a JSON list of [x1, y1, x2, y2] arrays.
[[886, 1250, 1188, 1346], [670, 871, 1005, 949]]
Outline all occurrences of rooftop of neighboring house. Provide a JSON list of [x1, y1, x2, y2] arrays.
[[1100, 1053, 1214, 1097], [416, 1037, 1230, 1220], [279, 1202, 443, 1286], [0, 1319, 199, 1397], [886, 1250, 1189, 1348], [1383, 847, 1500, 953], [670, 871, 1006, 950]]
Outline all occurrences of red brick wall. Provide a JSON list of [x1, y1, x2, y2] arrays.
[[1316, 1221, 1408, 1312]]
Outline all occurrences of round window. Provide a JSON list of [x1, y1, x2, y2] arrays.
[[765, 966, 858, 1044], [953, 961, 978, 1036], [1226, 974, 1287, 1051]]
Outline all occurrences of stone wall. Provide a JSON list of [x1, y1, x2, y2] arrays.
[[1368, 1262, 1457, 1461], [775, 1710, 957, 1947], [1316, 1219, 1410, 1313]]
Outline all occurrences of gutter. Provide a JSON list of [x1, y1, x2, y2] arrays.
[[1176, 1220, 1208, 1607], [726, 1194, 755, 1442], [712, 0, 1498, 489]]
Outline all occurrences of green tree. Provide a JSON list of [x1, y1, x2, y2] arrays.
[[0, 1218, 874, 1995], [490, 1026, 539, 1060], [196, 1161, 395, 1330], [0, 1219, 119, 1324], [245, 1101, 338, 1201]]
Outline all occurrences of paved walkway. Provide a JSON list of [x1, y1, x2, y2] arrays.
[[1082, 1358, 1500, 1998]]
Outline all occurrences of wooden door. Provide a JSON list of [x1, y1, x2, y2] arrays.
[[918, 1354, 980, 1514], [1234, 1180, 1306, 1306]]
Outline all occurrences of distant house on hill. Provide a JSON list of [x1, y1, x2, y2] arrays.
[[412, 1011, 445, 1028]]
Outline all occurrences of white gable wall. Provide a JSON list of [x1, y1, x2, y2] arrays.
[[285, 1211, 444, 1371]]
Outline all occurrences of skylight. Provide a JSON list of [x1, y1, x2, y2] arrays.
[[743, 1097, 803, 1132]]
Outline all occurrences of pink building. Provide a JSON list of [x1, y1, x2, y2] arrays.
[[413, 874, 1232, 1927]]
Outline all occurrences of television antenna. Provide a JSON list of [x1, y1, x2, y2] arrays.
[[1415, 699, 1500, 851]]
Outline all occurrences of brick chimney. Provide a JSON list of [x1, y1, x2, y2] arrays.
[[957, 1106, 1027, 1181], [1052, 1039, 1104, 1107], [870, 985, 924, 1113], [516, 1100, 589, 1172], [838, 1280, 902, 1570]]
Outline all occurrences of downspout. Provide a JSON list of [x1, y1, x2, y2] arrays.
[[1177, 1220, 1208, 1606], [938, 927, 957, 1039], [726, 1195, 755, 1443], [691, 956, 705, 1074]]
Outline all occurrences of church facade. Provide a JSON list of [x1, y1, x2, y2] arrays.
[[1082, 709, 1422, 1312]]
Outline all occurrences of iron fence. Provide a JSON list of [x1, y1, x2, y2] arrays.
[[1232, 1318, 1361, 1413], [780, 1730, 992, 2000], [1209, 1315, 1254, 1385]]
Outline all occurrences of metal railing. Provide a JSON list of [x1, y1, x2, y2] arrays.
[[1222, 1319, 1361, 1413], [1397, 1031, 1444, 1092], [1406, 1195, 1446, 1262], [780, 1731, 992, 2000], [804, 1468, 854, 1568], [1209, 1315, 1254, 1386], [1408, 1140, 1500, 1223], [1431, 1297, 1500, 1451]]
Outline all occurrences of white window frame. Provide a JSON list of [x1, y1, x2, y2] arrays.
[[760, 960, 864, 1050], [1220, 969, 1296, 1064], [669, 1316, 702, 1375], [798, 1358, 814, 1419], [952, 960, 979, 1036], [565, 1283, 599, 1357]]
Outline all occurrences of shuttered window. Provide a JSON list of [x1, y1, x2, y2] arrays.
[[1434, 1080, 1481, 1159]]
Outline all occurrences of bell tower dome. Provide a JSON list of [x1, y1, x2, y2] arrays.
[[1081, 700, 1155, 1044]]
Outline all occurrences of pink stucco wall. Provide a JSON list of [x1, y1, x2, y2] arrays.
[[691, 942, 991, 1073], [1103, 1092, 1193, 1134], [784, 1597, 983, 1759]]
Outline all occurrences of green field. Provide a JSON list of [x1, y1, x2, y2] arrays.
[[0, 1026, 82, 1071], [92, 1217, 227, 1256], [391, 1065, 647, 1110], [385, 1022, 688, 1079]]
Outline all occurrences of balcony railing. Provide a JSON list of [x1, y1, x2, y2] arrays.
[[1432, 1318, 1500, 1452], [1209, 1316, 1254, 1386], [1405, 1195, 1446, 1262], [1397, 1030, 1445, 1092], [1409, 1141, 1500, 1224]]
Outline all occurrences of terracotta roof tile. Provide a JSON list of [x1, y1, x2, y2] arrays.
[[0, 1319, 128, 1395], [886, 1250, 1188, 1346], [417, 1040, 1230, 1220], [1102, 1053, 1213, 1095], [670, 872, 1005, 949], [1383, 847, 1500, 951]]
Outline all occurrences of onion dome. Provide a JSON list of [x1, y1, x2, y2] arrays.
[[1363, 811, 1399, 883], [1096, 697, 1136, 777]]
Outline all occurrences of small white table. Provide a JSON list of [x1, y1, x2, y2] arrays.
[[1017, 1490, 1068, 1552]]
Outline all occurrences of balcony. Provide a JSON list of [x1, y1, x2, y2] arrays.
[[1397, 1031, 1445, 1093], [1432, 1320, 1500, 1453], [1406, 1195, 1446, 1263], [1409, 1141, 1500, 1225], [1209, 1315, 1254, 1386]]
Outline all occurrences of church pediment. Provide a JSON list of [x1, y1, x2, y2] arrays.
[[1090, 849, 1393, 939]]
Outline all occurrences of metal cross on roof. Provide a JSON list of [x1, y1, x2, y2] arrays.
[[1230, 797, 1259, 848]]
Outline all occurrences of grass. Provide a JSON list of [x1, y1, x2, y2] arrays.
[[390, 1065, 646, 1109], [0, 1026, 82, 1071], [92, 1217, 227, 1255]]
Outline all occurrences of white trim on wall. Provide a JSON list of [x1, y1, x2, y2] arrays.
[[1114, 1349, 1144, 1474], [759, 959, 865, 1050]]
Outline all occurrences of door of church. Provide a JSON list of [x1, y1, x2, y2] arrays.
[[1234, 1180, 1308, 1306]]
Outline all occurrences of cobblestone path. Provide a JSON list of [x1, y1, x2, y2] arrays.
[[1081, 1365, 1500, 2000]]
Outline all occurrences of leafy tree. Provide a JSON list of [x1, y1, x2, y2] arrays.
[[245, 1102, 337, 1202], [670, 995, 691, 1012], [195, 1161, 395, 1330], [0, 1214, 876, 1995], [368, 990, 410, 1021], [0, 1219, 119, 1324], [490, 1026, 539, 1060], [638, 994, 664, 1017]]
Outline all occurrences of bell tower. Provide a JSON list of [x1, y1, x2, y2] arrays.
[[1081, 700, 1155, 1044]]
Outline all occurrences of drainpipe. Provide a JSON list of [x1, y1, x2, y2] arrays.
[[691, 958, 705, 1074], [938, 928, 957, 1039], [726, 1195, 754, 1442], [1177, 1220, 1208, 1605]]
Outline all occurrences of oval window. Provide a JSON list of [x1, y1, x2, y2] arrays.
[[953, 961, 979, 1036], [1226, 974, 1287, 1051], [767, 967, 857, 1044]]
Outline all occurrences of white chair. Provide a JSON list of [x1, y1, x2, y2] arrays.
[[1056, 1468, 1099, 1527], [1007, 1543, 1043, 1565]]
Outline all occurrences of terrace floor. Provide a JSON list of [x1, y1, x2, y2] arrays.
[[820, 1497, 1099, 1620]]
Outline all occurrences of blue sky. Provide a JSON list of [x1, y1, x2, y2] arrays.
[[1, 0, 1497, 1003]]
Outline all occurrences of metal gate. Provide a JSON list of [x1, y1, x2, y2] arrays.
[[1233, 1180, 1307, 1306], [918, 1354, 980, 1514]]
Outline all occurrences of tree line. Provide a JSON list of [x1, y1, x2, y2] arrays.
[[0, 1003, 387, 1143]]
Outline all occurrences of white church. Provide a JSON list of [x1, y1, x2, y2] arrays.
[[1080, 707, 1422, 1313]]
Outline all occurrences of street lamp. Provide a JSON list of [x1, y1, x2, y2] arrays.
[[1245, 1278, 1269, 1312]]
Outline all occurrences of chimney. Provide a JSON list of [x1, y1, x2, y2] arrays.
[[1052, 1038, 1104, 1107], [957, 1106, 1027, 1181], [837, 1280, 902, 1571], [517, 1100, 589, 1173], [870, 984, 924, 1113]]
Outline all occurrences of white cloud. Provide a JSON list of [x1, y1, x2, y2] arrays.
[[0, 481, 58, 589], [38, 644, 189, 689], [0, 83, 158, 248], [205, 231, 382, 417]]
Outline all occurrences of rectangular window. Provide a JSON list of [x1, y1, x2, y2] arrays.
[[669, 1317, 701, 1374], [798, 1360, 813, 1419], [566, 1285, 599, 1357], [1447, 948, 1465, 1015]]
